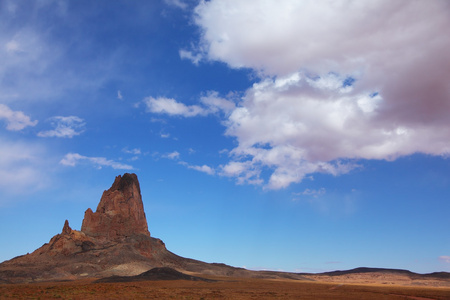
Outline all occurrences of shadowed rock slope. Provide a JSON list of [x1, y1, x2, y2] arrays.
[[95, 267, 214, 283], [0, 173, 308, 283]]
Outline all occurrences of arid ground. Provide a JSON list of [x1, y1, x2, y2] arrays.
[[1, 276, 449, 300]]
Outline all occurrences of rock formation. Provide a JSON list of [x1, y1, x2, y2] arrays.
[[0, 173, 171, 283], [0, 173, 307, 283], [81, 173, 150, 240]]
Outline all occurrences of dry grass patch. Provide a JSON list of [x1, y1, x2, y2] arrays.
[[1, 277, 449, 299]]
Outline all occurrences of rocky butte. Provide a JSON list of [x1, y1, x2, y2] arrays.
[[0, 173, 273, 283]]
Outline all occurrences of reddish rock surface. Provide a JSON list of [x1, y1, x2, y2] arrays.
[[81, 173, 150, 240], [40, 220, 95, 257]]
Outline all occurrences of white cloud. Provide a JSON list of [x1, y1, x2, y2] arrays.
[[37, 116, 85, 138], [144, 97, 207, 117], [219, 161, 263, 186], [122, 148, 141, 161], [187, 0, 450, 189], [144, 93, 235, 118], [164, 0, 188, 10], [188, 164, 215, 175], [194, 0, 450, 76], [179, 49, 203, 65], [439, 256, 450, 263], [180, 161, 215, 175], [161, 151, 215, 175], [117, 90, 123, 100], [0, 103, 38, 131], [164, 151, 180, 160], [60, 153, 133, 170], [200, 91, 235, 114], [221, 75, 378, 189], [122, 148, 141, 155]]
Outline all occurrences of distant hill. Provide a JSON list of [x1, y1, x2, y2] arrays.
[[308, 267, 450, 280]]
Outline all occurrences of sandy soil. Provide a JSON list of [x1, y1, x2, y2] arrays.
[[1, 277, 449, 300], [304, 273, 450, 288]]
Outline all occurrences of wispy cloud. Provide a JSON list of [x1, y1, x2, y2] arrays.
[[219, 161, 263, 186], [60, 153, 133, 170], [164, 0, 188, 10], [5, 40, 22, 53], [0, 104, 38, 131], [37, 116, 85, 138], [144, 92, 235, 118], [200, 91, 236, 114], [122, 147, 141, 161], [164, 151, 180, 160], [117, 90, 123, 100], [144, 97, 206, 117], [180, 161, 215, 175], [179, 49, 202, 65], [296, 188, 360, 216], [122, 148, 141, 155], [0, 2, 128, 107], [294, 188, 327, 199], [162, 151, 215, 175], [439, 256, 450, 263], [0, 139, 48, 195]]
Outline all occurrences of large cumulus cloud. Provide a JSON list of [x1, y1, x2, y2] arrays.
[[185, 0, 450, 188]]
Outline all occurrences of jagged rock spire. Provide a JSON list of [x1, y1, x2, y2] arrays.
[[62, 220, 72, 235], [81, 173, 150, 240]]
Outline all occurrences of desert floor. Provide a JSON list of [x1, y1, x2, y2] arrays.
[[1, 277, 450, 300]]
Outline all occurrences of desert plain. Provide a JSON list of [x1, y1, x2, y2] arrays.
[[1, 275, 450, 300]]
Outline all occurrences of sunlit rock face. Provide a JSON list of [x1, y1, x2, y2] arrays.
[[81, 173, 150, 240]]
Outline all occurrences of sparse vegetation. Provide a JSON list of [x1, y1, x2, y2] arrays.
[[1, 278, 449, 300]]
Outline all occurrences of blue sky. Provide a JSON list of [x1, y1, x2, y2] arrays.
[[1, 0, 449, 274]]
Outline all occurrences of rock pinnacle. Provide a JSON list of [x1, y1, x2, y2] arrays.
[[81, 173, 150, 240]]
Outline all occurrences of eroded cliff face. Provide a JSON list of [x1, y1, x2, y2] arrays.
[[33, 174, 151, 259], [81, 173, 150, 240], [35, 220, 95, 257], [0, 173, 170, 283]]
